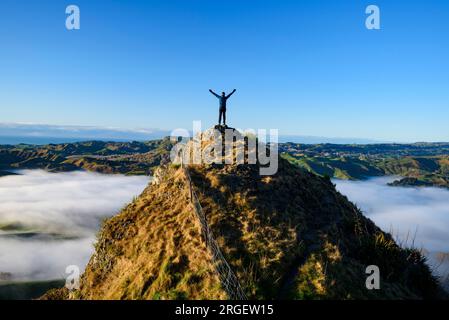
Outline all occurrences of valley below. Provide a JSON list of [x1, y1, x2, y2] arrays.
[[1, 138, 449, 298]]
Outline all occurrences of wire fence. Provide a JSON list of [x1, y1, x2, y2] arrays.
[[182, 166, 247, 300]]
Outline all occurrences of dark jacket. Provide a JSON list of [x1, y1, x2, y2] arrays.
[[210, 89, 236, 110]]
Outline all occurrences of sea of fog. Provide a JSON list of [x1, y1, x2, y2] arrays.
[[0, 170, 149, 281], [1, 171, 448, 286], [334, 176, 449, 280]]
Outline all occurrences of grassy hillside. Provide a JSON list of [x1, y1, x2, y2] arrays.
[[281, 153, 384, 180], [282, 151, 449, 188], [376, 156, 449, 188], [186, 160, 444, 299], [44, 166, 226, 300], [0, 138, 174, 175], [43, 131, 447, 300]]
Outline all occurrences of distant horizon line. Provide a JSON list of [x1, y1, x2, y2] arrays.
[[1, 134, 448, 147], [0, 122, 448, 145]]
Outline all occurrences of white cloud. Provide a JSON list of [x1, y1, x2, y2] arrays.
[[335, 177, 449, 282], [335, 177, 449, 253], [0, 170, 149, 281], [0, 122, 170, 141]]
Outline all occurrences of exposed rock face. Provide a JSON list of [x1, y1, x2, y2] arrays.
[[43, 129, 447, 300]]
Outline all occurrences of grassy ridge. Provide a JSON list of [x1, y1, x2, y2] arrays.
[[43, 147, 447, 299]]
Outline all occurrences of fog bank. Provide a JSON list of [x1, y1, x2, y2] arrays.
[[335, 177, 449, 279], [0, 170, 149, 281]]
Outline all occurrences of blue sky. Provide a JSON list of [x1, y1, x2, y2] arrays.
[[0, 0, 448, 142]]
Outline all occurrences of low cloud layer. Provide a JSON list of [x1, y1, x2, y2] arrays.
[[335, 177, 449, 277], [335, 177, 449, 252], [0, 170, 149, 281]]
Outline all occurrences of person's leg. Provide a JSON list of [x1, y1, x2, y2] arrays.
[[219, 110, 222, 125], [223, 110, 226, 126]]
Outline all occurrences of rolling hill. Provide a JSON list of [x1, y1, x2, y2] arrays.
[[0, 138, 175, 175], [2, 139, 448, 188]]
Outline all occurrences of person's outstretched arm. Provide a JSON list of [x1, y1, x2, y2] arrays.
[[209, 89, 220, 98], [226, 89, 236, 99]]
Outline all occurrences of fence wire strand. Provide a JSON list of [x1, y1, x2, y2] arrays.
[[182, 166, 247, 300]]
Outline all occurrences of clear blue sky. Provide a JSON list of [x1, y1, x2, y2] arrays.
[[0, 0, 448, 142]]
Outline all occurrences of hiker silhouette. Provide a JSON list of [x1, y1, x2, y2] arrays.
[[209, 89, 236, 126]]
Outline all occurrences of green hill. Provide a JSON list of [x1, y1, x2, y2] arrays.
[[0, 138, 175, 176], [282, 149, 449, 189], [2, 139, 448, 187]]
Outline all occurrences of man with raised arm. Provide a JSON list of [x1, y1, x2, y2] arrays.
[[209, 89, 236, 126]]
